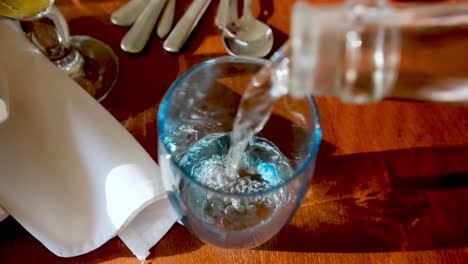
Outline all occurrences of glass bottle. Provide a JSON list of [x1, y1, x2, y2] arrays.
[[275, 0, 468, 104]]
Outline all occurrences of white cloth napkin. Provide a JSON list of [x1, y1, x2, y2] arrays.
[[0, 19, 178, 260]]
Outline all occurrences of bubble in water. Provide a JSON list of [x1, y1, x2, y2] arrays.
[[179, 133, 294, 230]]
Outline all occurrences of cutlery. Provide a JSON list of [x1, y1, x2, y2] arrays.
[[121, 0, 167, 53], [156, 0, 176, 39], [222, 0, 273, 57], [215, 0, 238, 30], [163, 0, 212, 53], [111, 0, 150, 26]]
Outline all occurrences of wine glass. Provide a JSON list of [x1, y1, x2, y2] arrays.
[[0, 0, 118, 102]]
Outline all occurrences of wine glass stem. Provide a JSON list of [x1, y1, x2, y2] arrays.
[[31, 5, 85, 79], [45, 5, 70, 48]]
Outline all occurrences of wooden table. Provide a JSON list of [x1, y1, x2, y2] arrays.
[[1, 0, 467, 263]]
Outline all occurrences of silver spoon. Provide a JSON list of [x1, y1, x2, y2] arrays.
[[215, 0, 238, 30], [156, 0, 176, 39], [121, 0, 167, 53], [222, 0, 274, 57], [111, 0, 150, 26], [163, 0, 211, 53]]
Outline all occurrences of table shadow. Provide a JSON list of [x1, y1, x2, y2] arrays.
[[68, 16, 180, 122], [258, 0, 275, 22], [257, 143, 468, 253], [65, 0, 290, 122], [173, 0, 219, 55], [0, 216, 135, 263], [266, 25, 289, 58], [0, 218, 203, 262], [148, 224, 204, 259]]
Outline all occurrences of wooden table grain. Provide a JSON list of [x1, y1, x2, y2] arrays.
[[1, 0, 467, 263]]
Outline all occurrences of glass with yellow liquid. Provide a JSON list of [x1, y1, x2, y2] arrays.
[[0, 0, 118, 102], [0, 0, 53, 19]]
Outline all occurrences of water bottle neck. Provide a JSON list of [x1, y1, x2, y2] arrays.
[[288, 1, 468, 104]]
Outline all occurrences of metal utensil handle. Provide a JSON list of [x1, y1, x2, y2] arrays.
[[111, 0, 150, 26], [217, 0, 239, 30], [163, 0, 211, 53], [157, 0, 176, 38], [121, 0, 167, 53], [243, 0, 253, 18], [215, 0, 228, 29]]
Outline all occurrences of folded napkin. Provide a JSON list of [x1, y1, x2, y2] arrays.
[[0, 19, 178, 260]]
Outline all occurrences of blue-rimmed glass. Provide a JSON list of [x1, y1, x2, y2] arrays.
[[158, 56, 321, 248]]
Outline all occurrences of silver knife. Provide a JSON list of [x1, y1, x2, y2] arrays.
[[156, 0, 176, 39], [111, 0, 150, 26], [163, 0, 212, 53], [120, 0, 167, 53]]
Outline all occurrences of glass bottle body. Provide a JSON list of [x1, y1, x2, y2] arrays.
[[287, 0, 468, 104]]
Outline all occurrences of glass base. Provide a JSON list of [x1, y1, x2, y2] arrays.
[[24, 8, 119, 103], [69, 36, 119, 102]]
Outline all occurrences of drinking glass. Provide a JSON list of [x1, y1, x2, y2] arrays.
[[157, 56, 322, 248], [0, 0, 118, 101]]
